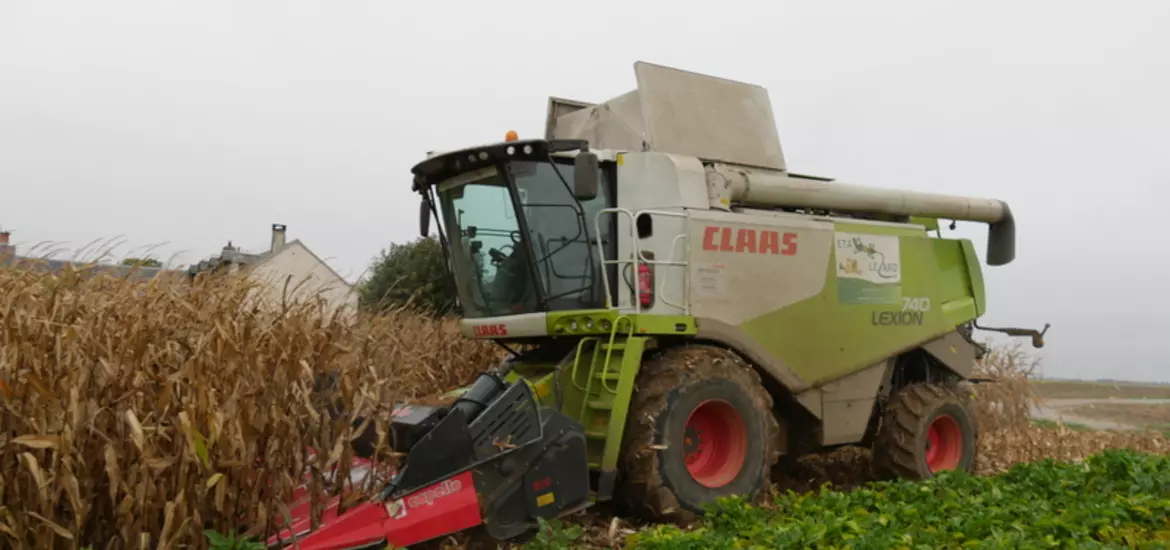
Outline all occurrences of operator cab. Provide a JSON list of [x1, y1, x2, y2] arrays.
[[412, 138, 618, 319]]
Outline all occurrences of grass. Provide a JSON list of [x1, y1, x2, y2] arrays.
[[1, 262, 1167, 549]]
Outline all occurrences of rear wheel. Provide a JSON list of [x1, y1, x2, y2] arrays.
[[617, 345, 780, 524], [872, 383, 976, 480]]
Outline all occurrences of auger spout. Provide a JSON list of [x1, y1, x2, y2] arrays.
[[705, 163, 1017, 265]]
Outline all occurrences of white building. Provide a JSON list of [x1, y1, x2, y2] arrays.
[[187, 224, 358, 318]]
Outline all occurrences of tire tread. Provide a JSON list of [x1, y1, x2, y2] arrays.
[[872, 382, 976, 480], [617, 344, 780, 524]]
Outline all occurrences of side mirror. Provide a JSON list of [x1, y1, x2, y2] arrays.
[[573, 151, 599, 201], [419, 198, 431, 237]]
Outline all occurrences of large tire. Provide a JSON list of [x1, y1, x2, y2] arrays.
[[617, 344, 780, 524], [872, 383, 977, 480]]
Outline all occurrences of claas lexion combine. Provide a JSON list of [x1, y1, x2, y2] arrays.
[[269, 62, 1049, 549]]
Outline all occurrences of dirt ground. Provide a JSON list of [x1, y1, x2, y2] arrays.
[[1063, 402, 1170, 432], [1032, 380, 1170, 400]]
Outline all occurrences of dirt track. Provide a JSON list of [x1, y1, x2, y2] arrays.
[[1030, 398, 1170, 430]]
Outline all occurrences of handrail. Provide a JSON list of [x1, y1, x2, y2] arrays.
[[656, 232, 691, 313], [569, 336, 600, 392], [575, 337, 605, 421], [591, 208, 692, 315], [592, 207, 632, 311], [598, 316, 634, 394]]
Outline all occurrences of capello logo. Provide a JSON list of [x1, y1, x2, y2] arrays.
[[406, 478, 463, 508]]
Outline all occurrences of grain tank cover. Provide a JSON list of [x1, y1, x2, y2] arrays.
[[546, 62, 787, 171]]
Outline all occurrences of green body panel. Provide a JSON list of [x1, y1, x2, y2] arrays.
[[736, 222, 983, 386], [910, 216, 941, 232], [960, 239, 987, 316], [545, 309, 697, 337]]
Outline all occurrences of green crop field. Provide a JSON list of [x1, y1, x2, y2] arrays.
[[535, 449, 1170, 550]]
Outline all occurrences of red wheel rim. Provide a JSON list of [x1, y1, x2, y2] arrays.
[[683, 399, 747, 488], [925, 414, 963, 472]]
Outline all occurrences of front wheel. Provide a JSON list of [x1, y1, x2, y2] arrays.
[[617, 345, 780, 524], [872, 383, 977, 480]]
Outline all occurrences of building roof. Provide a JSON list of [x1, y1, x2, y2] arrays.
[[185, 241, 268, 276], [186, 239, 354, 289], [0, 224, 351, 288], [280, 239, 356, 289], [0, 229, 183, 282], [0, 252, 184, 282]]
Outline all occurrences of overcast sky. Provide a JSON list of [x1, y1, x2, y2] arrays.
[[2, 1, 1167, 382]]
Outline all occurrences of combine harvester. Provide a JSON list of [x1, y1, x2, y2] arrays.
[[269, 62, 1048, 549]]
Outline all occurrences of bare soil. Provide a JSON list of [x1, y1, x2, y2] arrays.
[[1063, 402, 1170, 430]]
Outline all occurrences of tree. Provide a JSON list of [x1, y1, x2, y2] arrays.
[[358, 236, 457, 316], [122, 257, 162, 268]]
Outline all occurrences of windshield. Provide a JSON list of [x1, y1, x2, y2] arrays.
[[436, 159, 613, 318]]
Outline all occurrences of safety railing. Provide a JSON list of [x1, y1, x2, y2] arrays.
[[591, 208, 692, 315]]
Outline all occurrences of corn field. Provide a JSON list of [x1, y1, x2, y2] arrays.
[[0, 263, 1165, 549], [0, 264, 495, 549]]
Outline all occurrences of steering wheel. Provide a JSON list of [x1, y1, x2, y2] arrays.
[[489, 244, 514, 266]]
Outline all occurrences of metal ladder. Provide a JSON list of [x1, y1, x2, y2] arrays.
[[567, 315, 642, 469]]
